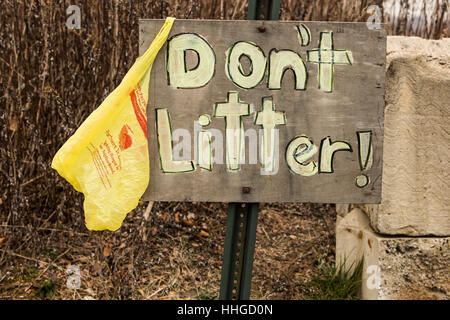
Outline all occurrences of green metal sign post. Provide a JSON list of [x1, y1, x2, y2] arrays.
[[219, 0, 281, 300]]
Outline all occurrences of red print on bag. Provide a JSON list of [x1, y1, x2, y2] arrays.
[[130, 85, 148, 139], [119, 124, 133, 150]]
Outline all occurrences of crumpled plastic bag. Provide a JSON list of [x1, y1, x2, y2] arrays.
[[51, 17, 175, 231]]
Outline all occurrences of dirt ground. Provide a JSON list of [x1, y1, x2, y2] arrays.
[[0, 201, 336, 300]]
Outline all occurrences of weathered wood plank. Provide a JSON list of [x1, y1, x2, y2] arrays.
[[139, 19, 386, 203]]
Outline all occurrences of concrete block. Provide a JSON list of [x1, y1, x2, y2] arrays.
[[336, 208, 450, 300], [362, 37, 450, 236]]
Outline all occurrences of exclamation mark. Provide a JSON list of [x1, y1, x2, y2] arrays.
[[355, 131, 373, 188]]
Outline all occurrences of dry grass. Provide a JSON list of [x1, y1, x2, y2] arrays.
[[0, 0, 448, 300], [0, 201, 336, 299]]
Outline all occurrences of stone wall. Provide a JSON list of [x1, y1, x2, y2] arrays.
[[336, 36, 450, 299], [337, 209, 449, 299], [339, 36, 450, 237]]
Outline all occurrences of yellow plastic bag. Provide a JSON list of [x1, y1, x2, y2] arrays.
[[51, 18, 175, 231]]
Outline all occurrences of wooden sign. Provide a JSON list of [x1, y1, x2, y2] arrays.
[[139, 20, 386, 203]]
